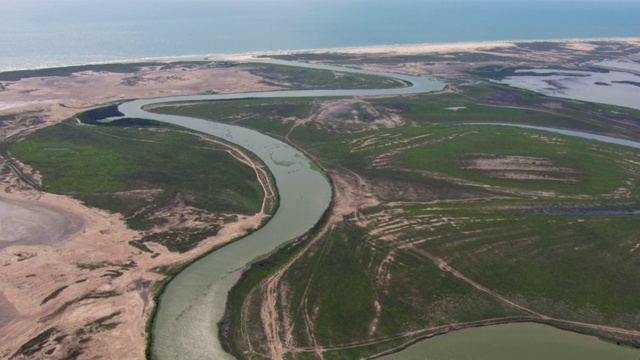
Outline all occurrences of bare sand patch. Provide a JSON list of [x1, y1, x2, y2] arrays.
[[0, 184, 268, 359], [462, 155, 580, 182], [0, 198, 83, 248], [298, 38, 640, 56]]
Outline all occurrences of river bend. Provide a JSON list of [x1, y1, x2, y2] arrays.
[[119, 61, 444, 359], [118, 61, 640, 359]]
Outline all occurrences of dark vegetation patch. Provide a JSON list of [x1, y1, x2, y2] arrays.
[[41, 286, 68, 305], [139, 227, 222, 253], [514, 41, 566, 52], [9, 120, 266, 252], [77, 260, 135, 271], [0, 63, 163, 81], [266, 51, 522, 65], [0, 61, 213, 82], [244, 63, 406, 90], [76, 104, 183, 129], [85, 311, 122, 333], [46, 291, 120, 321], [613, 80, 640, 88], [12, 327, 58, 358], [129, 240, 153, 253]]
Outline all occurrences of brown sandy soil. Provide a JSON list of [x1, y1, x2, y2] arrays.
[[0, 185, 267, 359], [0, 62, 279, 359]]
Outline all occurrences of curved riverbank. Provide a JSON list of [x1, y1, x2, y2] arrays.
[[118, 60, 640, 360], [118, 61, 444, 359]]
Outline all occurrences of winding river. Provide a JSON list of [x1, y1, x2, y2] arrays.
[[117, 61, 640, 359], [119, 61, 444, 359]]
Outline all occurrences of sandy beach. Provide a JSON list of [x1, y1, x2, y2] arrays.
[[210, 37, 640, 61]]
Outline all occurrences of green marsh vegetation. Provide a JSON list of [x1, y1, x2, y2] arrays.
[[153, 82, 640, 357], [41, 286, 69, 305], [9, 114, 268, 252], [244, 63, 408, 89]]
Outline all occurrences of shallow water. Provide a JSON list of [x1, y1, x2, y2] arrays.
[[380, 323, 640, 360], [501, 67, 640, 111]]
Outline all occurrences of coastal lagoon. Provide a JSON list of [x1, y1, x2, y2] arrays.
[[501, 64, 640, 111]]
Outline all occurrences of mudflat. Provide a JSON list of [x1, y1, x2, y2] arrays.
[[0, 198, 83, 248]]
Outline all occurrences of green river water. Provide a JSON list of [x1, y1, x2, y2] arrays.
[[118, 60, 640, 359]]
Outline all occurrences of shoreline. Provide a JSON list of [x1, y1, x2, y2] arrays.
[[1, 37, 639, 73]]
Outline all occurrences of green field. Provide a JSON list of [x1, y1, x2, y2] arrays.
[[150, 79, 640, 357], [9, 121, 267, 252]]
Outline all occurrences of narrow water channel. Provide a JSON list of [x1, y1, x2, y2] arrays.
[[119, 61, 444, 359], [117, 61, 640, 359]]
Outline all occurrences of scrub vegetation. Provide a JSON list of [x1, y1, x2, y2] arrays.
[[0, 61, 211, 81], [244, 63, 407, 90]]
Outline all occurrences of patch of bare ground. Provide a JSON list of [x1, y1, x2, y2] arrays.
[[0, 166, 270, 360], [308, 98, 405, 134], [460, 155, 581, 183]]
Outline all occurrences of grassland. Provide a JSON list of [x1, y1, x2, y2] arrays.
[[8, 119, 267, 252], [150, 64, 640, 357]]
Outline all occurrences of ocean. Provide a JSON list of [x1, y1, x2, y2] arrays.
[[1, 0, 639, 71]]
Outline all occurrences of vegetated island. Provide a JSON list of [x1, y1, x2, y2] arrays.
[[0, 38, 639, 359]]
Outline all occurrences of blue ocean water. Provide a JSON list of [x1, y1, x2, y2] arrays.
[[1, 0, 639, 71]]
